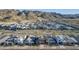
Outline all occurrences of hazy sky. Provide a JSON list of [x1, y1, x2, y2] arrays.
[[28, 9, 79, 14]]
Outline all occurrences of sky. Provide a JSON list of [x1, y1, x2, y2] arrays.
[[28, 9, 79, 14]]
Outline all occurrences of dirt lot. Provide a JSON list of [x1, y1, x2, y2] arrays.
[[0, 30, 79, 37], [0, 45, 79, 50]]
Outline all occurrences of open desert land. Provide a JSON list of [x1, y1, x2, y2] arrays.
[[0, 30, 79, 36], [0, 45, 79, 50]]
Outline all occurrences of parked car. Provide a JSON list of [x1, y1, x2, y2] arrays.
[[66, 36, 78, 46], [9, 24, 17, 31], [46, 36, 57, 46], [72, 35, 79, 45], [4, 38, 14, 46], [13, 36, 24, 45], [23, 36, 40, 46], [55, 35, 65, 45], [4, 35, 24, 46]]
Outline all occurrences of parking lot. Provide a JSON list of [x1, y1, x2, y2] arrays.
[[0, 30, 79, 50]]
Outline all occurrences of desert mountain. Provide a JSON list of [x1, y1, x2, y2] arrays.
[[0, 9, 79, 23]]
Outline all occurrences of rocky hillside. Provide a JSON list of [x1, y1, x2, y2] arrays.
[[0, 9, 79, 23]]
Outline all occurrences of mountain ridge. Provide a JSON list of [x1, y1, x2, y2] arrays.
[[0, 9, 79, 23]]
